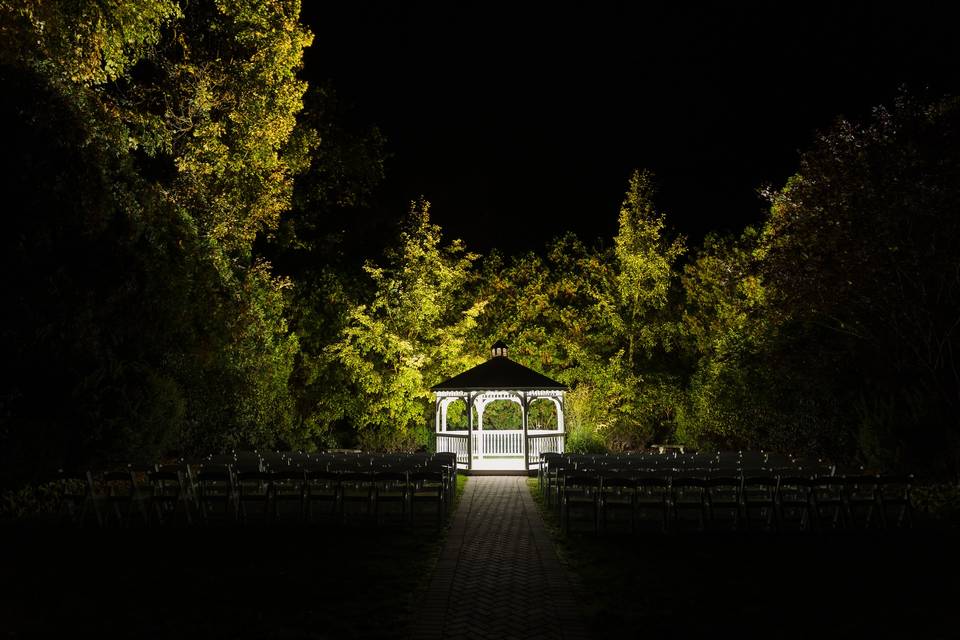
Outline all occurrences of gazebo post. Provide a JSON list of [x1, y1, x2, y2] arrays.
[[558, 395, 566, 454], [477, 396, 485, 461], [522, 391, 529, 473], [466, 391, 473, 471]]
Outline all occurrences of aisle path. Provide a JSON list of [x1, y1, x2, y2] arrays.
[[411, 476, 589, 640]]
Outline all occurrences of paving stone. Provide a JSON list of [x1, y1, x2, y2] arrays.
[[410, 476, 588, 640]]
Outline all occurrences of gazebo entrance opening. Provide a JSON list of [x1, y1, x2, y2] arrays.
[[432, 342, 566, 472]]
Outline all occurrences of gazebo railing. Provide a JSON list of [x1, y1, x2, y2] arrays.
[[437, 429, 565, 467], [526, 431, 565, 467], [436, 432, 469, 465], [478, 430, 524, 456]]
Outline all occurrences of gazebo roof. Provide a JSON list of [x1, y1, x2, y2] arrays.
[[431, 354, 567, 392]]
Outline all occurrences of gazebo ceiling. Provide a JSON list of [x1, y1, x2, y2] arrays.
[[431, 352, 567, 392]]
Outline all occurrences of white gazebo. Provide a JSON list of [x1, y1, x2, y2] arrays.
[[432, 341, 567, 472]]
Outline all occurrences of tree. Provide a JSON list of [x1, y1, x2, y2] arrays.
[[613, 170, 686, 368], [676, 230, 839, 453], [469, 172, 687, 451], [757, 96, 960, 473], [330, 201, 483, 450], [0, 1, 314, 481]]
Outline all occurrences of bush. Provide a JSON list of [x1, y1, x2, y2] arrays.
[[566, 428, 608, 454], [912, 483, 960, 524], [0, 481, 60, 519]]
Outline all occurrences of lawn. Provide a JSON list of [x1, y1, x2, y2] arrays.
[[0, 475, 467, 639], [526, 477, 959, 639]]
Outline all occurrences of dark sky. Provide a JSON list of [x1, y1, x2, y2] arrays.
[[301, 2, 960, 255]]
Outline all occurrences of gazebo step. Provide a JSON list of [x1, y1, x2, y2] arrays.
[[463, 469, 536, 477]]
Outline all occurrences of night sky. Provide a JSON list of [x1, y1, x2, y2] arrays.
[[302, 2, 960, 255]]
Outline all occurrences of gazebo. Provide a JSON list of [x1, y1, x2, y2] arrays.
[[432, 341, 567, 472]]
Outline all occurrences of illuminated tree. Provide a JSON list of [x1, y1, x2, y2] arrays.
[[330, 201, 483, 449], [613, 170, 686, 367], [0, 0, 314, 477]]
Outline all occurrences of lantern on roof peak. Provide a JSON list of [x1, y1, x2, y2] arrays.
[[491, 340, 508, 358]]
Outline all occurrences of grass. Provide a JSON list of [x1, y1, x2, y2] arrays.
[[0, 475, 468, 639], [526, 477, 959, 639]]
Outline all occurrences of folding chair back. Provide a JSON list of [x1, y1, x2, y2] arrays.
[[304, 470, 340, 522], [148, 470, 193, 526], [196, 465, 236, 524], [742, 475, 779, 531], [271, 469, 306, 523], [409, 470, 445, 527], [877, 474, 913, 528], [236, 470, 274, 524], [705, 475, 742, 530]]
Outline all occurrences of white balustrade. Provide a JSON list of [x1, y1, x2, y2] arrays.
[[436, 429, 565, 468], [477, 430, 523, 456], [436, 432, 469, 465], [526, 432, 565, 465]]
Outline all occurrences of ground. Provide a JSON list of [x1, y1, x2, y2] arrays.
[[526, 477, 960, 639], [0, 523, 436, 639], [1, 475, 957, 639]]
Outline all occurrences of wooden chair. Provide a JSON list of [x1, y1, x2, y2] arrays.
[[844, 475, 881, 528], [304, 470, 340, 523], [671, 476, 707, 532], [742, 475, 779, 531], [271, 469, 306, 523], [599, 475, 636, 533], [635, 476, 671, 533], [810, 476, 851, 530], [236, 470, 274, 525], [56, 470, 100, 527], [705, 474, 742, 531], [339, 471, 375, 524], [877, 474, 913, 528], [409, 470, 445, 528], [100, 470, 149, 527], [148, 469, 193, 526], [195, 465, 237, 524], [776, 475, 814, 531], [373, 471, 409, 525]]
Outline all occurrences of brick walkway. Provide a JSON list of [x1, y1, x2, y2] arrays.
[[411, 476, 589, 640]]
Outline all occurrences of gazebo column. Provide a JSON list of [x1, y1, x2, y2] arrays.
[[466, 392, 473, 470], [556, 396, 566, 454], [522, 392, 529, 472], [476, 397, 486, 461]]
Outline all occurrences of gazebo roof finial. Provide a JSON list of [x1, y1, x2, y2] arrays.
[[491, 340, 508, 358]]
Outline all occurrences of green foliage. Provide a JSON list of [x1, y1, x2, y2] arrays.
[[2, 1, 956, 482], [912, 483, 960, 523], [756, 96, 960, 472], [0, 1, 313, 482], [0, 481, 60, 519], [466, 173, 686, 452], [614, 170, 686, 364], [566, 427, 609, 454], [675, 96, 960, 473], [330, 201, 483, 450]]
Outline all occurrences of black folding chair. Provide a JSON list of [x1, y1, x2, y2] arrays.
[[599, 475, 637, 533], [562, 473, 600, 533], [705, 474, 742, 531], [671, 476, 707, 532], [271, 469, 306, 523], [409, 470, 445, 528], [742, 475, 779, 531], [876, 474, 913, 528], [304, 470, 340, 523]]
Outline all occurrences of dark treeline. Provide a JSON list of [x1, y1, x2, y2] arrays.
[[1, 2, 958, 487]]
